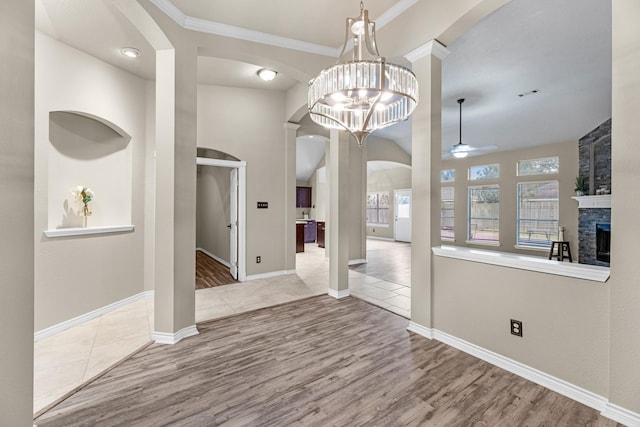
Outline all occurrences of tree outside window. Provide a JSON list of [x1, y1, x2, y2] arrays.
[[367, 192, 389, 225], [468, 185, 500, 243]]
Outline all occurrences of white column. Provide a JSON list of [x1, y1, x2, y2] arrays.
[[328, 129, 351, 298], [152, 43, 199, 345], [283, 122, 300, 273], [0, 1, 34, 423], [405, 40, 449, 332], [349, 139, 368, 264], [607, 0, 640, 420]]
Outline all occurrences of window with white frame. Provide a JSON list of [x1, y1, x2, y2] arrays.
[[516, 181, 559, 247], [441, 169, 455, 183], [517, 157, 559, 176], [441, 187, 454, 240], [468, 185, 500, 243], [366, 192, 389, 225], [469, 164, 500, 180]]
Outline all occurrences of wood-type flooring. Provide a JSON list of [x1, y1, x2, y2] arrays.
[[195, 250, 238, 289], [35, 296, 620, 427]]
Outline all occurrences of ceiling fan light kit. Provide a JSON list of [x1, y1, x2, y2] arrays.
[[308, 1, 418, 146], [449, 98, 477, 159]]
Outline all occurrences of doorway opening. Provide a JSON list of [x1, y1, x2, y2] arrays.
[[196, 152, 247, 283]]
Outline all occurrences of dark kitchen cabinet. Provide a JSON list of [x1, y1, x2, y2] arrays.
[[304, 220, 316, 243], [316, 221, 325, 248], [296, 223, 305, 253], [296, 186, 312, 208]]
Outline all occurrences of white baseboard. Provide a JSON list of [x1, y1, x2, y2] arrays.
[[432, 329, 612, 414], [348, 259, 367, 266], [196, 247, 230, 268], [34, 290, 153, 342], [366, 236, 395, 241], [246, 269, 296, 281], [407, 326, 640, 425], [152, 325, 199, 345], [407, 321, 434, 339], [328, 288, 350, 299], [602, 402, 640, 426]]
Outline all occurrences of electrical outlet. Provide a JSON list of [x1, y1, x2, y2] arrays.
[[256, 256, 261, 263], [510, 319, 523, 337]]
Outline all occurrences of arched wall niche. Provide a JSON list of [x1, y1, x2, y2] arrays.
[[47, 110, 133, 229]]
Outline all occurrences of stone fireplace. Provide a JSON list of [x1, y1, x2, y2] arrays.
[[576, 119, 611, 267]]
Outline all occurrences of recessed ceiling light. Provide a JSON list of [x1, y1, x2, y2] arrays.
[[257, 68, 277, 82], [120, 47, 141, 58]]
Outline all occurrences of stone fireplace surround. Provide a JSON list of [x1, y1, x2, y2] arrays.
[[577, 119, 611, 266]]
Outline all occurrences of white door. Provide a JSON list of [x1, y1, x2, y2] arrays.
[[394, 189, 412, 242], [229, 168, 238, 279]]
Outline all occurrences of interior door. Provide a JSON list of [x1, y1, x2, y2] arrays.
[[229, 168, 238, 279], [394, 189, 412, 242]]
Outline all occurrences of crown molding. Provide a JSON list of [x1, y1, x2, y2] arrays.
[[375, 0, 419, 28], [151, 0, 418, 59], [150, 0, 338, 57], [150, 0, 186, 27], [404, 39, 450, 63]]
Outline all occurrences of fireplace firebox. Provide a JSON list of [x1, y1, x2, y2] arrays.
[[596, 223, 610, 263]]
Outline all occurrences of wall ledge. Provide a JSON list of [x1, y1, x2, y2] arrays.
[[44, 225, 134, 238], [432, 245, 610, 282]]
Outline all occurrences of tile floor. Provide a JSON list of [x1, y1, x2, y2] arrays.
[[33, 238, 411, 415]]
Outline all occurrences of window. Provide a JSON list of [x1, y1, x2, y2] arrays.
[[441, 169, 455, 183], [441, 187, 454, 240], [517, 157, 559, 176], [469, 164, 500, 180], [366, 192, 389, 225], [517, 181, 559, 247], [468, 185, 500, 243]]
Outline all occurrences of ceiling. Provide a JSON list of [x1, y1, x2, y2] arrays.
[[35, 0, 612, 173]]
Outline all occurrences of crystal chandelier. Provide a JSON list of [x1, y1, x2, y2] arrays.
[[308, 2, 419, 146]]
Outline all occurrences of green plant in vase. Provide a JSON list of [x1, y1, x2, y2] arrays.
[[574, 176, 587, 196]]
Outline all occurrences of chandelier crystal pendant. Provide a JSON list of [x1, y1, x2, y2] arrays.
[[308, 2, 419, 146]]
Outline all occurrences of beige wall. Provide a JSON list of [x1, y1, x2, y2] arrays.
[[197, 84, 287, 276], [196, 165, 231, 263], [609, 0, 640, 413], [367, 135, 411, 164], [433, 256, 610, 395], [440, 140, 578, 258], [0, 0, 34, 423], [34, 33, 147, 330], [366, 166, 412, 240]]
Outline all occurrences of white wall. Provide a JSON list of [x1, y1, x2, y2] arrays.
[[34, 33, 148, 330], [197, 84, 287, 276], [196, 165, 231, 263]]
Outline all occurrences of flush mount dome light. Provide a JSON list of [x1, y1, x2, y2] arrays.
[[308, 1, 418, 146], [120, 47, 141, 58], [257, 68, 277, 81]]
